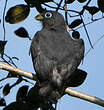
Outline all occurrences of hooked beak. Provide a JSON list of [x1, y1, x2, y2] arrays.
[[35, 14, 44, 21]]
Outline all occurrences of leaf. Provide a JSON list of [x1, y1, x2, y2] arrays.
[[3, 84, 11, 96], [27, 83, 55, 109], [5, 4, 30, 24], [24, 0, 53, 7], [0, 41, 7, 58], [97, 0, 104, 13], [42, 0, 53, 3], [15, 77, 23, 85], [16, 85, 29, 102], [72, 31, 80, 39], [27, 84, 43, 108], [0, 86, 3, 89], [84, 6, 100, 16], [24, 0, 52, 12], [0, 98, 6, 106], [7, 72, 19, 78], [3, 102, 22, 110], [67, 69, 87, 87], [69, 19, 83, 28], [14, 27, 31, 40], [3, 102, 32, 110], [66, 0, 75, 4], [77, 0, 87, 3]]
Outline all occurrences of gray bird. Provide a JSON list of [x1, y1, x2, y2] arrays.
[[30, 11, 87, 103]]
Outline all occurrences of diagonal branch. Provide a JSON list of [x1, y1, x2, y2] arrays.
[[0, 62, 37, 81], [56, 0, 63, 11], [65, 88, 104, 107], [0, 62, 104, 107]]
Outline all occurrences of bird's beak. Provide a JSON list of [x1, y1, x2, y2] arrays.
[[35, 14, 44, 21]]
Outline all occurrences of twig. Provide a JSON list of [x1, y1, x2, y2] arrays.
[[64, 0, 68, 25], [0, 62, 104, 107], [85, 34, 104, 56], [80, 15, 93, 48], [43, 3, 80, 14], [56, 0, 63, 11], [80, 0, 92, 15], [3, 0, 8, 41], [43, 3, 58, 10], [3, 53, 17, 67], [75, 17, 104, 31]]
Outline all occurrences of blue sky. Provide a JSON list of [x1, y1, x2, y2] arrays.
[[0, 0, 104, 110]]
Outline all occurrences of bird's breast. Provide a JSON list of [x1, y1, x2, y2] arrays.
[[39, 30, 74, 61]]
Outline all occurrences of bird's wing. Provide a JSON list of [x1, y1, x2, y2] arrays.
[[54, 38, 85, 84], [30, 32, 53, 82], [30, 32, 40, 60], [73, 38, 85, 64]]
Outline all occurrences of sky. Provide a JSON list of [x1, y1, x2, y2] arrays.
[[0, 0, 104, 110]]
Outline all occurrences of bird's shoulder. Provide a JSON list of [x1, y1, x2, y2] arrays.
[[32, 31, 40, 43], [30, 31, 41, 58], [73, 38, 85, 61], [30, 31, 42, 49]]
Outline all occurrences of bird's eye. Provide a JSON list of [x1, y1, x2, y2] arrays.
[[45, 12, 52, 18]]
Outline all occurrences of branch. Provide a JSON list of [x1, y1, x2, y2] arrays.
[[80, 15, 93, 48], [0, 62, 37, 81], [56, 0, 63, 11], [65, 88, 104, 107], [0, 62, 104, 107]]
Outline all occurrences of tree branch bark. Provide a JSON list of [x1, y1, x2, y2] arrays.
[[0, 62, 104, 107], [65, 88, 104, 107], [0, 62, 37, 81]]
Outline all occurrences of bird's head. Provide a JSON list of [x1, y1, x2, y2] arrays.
[[35, 11, 66, 29]]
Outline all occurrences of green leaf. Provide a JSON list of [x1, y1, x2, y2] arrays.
[[77, 0, 87, 3], [97, 0, 104, 13], [0, 41, 7, 58], [66, 0, 75, 4], [72, 31, 80, 39], [67, 69, 87, 87], [24, 0, 53, 7], [14, 27, 31, 40], [3, 102, 33, 110], [84, 6, 100, 16], [5, 4, 30, 24], [0, 98, 6, 106], [16, 86, 29, 102], [7, 72, 19, 78], [3, 84, 11, 96], [69, 19, 83, 28]]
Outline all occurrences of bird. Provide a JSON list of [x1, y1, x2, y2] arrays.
[[30, 11, 87, 103]]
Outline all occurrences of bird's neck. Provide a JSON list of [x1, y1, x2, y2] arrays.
[[42, 20, 67, 31], [43, 24, 67, 31]]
